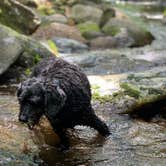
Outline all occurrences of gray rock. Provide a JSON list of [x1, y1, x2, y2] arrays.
[[0, 0, 41, 34], [71, 4, 103, 24], [102, 18, 154, 47], [0, 24, 53, 84], [0, 26, 23, 75], [90, 36, 118, 49], [90, 33, 134, 49], [52, 37, 89, 53], [42, 14, 68, 25], [114, 28, 135, 47], [32, 22, 86, 43]]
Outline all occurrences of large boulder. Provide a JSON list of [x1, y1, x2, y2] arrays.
[[0, 0, 41, 34], [102, 18, 154, 47], [90, 28, 137, 49], [71, 4, 103, 24], [32, 22, 86, 43], [0, 26, 23, 76], [17, 0, 38, 7], [0, 24, 53, 84]]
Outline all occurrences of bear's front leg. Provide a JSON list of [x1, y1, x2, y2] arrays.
[[51, 119, 70, 151]]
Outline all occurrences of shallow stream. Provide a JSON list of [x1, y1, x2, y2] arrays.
[[0, 2, 166, 166]]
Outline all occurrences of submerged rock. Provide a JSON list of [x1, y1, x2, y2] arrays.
[[0, 0, 41, 34]]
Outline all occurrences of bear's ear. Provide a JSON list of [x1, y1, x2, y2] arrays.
[[17, 83, 28, 102], [44, 81, 66, 118]]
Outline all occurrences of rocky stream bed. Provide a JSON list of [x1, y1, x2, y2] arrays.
[[0, 1, 166, 166]]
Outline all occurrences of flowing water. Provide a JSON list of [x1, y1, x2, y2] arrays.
[[0, 2, 166, 166]]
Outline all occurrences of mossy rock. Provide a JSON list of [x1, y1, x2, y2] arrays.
[[71, 4, 103, 24], [0, 24, 53, 84], [0, 24, 23, 76], [102, 24, 121, 36], [120, 82, 141, 99], [102, 18, 154, 46], [37, 5, 56, 16], [77, 21, 101, 39], [100, 8, 116, 27], [17, 0, 38, 8], [0, 0, 41, 34], [119, 67, 166, 119]]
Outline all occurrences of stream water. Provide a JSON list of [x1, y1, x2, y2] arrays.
[[0, 2, 166, 166]]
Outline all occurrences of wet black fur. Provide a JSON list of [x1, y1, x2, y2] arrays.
[[17, 57, 110, 149]]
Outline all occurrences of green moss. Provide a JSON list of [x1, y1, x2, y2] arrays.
[[92, 92, 112, 103], [120, 82, 141, 99], [25, 68, 31, 76], [78, 22, 100, 33], [102, 25, 121, 36], [37, 5, 55, 15], [77, 21, 100, 39], [91, 84, 100, 91], [33, 54, 41, 64], [47, 40, 58, 55], [91, 85, 112, 103], [163, 9, 166, 17]]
